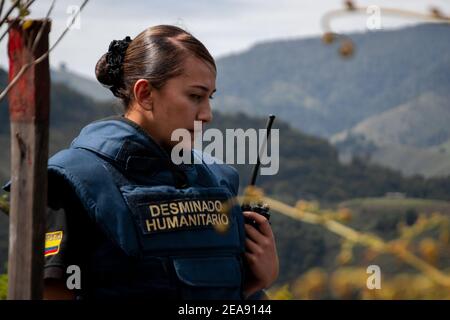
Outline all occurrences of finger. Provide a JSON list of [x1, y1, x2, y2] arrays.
[[244, 222, 265, 244], [245, 237, 262, 255], [243, 211, 273, 238], [244, 252, 257, 265]]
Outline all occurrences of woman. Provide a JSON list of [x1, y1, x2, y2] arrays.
[[43, 25, 278, 300]]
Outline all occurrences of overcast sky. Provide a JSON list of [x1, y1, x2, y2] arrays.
[[1, 0, 449, 79]]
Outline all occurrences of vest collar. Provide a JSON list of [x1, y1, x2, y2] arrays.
[[71, 116, 201, 188], [71, 115, 170, 164]]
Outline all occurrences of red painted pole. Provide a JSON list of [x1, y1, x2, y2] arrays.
[[7, 19, 51, 300]]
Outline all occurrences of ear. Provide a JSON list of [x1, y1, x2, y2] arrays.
[[133, 79, 153, 111]]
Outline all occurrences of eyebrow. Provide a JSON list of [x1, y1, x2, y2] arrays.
[[190, 85, 216, 94]]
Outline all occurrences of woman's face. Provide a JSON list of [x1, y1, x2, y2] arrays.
[[148, 55, 216, 151]]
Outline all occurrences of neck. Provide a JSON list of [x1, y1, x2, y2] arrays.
[[124, 109, 179, 157]]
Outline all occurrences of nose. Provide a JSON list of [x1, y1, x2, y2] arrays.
[[197, 101, 213, 123]]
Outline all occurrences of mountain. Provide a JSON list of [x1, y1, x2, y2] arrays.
[[351, 143, 450, 178], [214, 23, 450, 138], [332, 92, 450, 148], [52, 24, 450, 142], [51, 63, 113, 102], [0, 56, 450, 203], [331, 91, 450, 177], [2, 66, 450, 203], [46, 25, 450, 152], [209, 23, 450, 177]]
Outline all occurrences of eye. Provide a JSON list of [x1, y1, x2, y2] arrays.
[[209, 94, 215, 100], [190, 94, 202, 103]]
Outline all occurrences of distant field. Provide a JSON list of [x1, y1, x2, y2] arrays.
[[339, 197, 450, 215], [431, 138, 450, 155]]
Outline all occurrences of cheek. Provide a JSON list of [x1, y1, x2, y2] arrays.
[[160, 98, 196, 133], [170, 97, 197, 120], [163, 94, 186, 115]]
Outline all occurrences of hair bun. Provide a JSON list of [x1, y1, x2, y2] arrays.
[[95, 36, 132, 97]]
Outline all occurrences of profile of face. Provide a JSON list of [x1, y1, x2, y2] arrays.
[[128, 55, 216, 152]]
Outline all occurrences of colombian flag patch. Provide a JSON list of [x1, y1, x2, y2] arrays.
[[45, 231, 63, 257]]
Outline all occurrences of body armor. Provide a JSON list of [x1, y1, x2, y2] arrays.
[[46, 117, 246, 299]]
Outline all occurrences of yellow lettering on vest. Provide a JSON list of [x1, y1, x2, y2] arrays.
[[149, 205, 160, 217], [215, 201, 223, 212], [179, 201, 190, 214], [211, 214, 219, 225], [206, 214, 213, 225], [146, 219, 157, 232], [220, 214, 229, 225], [156, 218, 167, 230], [166, 216, 179, 229], [160, 203, 169, 216], [192, 201, 202, 212], [169, 202, 179, 214], [179, 215, 188, 227], [188, 214, 198, 226]]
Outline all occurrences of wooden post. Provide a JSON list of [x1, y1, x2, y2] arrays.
[[7, 19, 51, 300]]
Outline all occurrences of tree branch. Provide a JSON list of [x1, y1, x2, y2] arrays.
[[0, 0, 6, 21], [0, 0, 90, 102], [0, 0, 21, 28], [0, 0, 36, 42]]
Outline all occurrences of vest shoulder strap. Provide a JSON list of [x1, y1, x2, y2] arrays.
[[48, 148, 141, 257], [192, 150, 240, 196]]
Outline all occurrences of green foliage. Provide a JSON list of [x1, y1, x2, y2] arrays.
[[0, 194, 9, 215], [0, 205, 8, 274], [210, 112, 450, 204], [0, 273, 7, 300], [270, 197, 450, 288]]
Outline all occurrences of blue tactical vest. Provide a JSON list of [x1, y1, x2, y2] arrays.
[[46, 116, 247, 299]]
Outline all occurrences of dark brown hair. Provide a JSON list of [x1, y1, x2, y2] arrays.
[[95, 25, 216, 108]]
